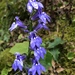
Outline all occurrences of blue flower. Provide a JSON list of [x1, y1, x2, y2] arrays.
[[9, 22, 18, 31], [31, 7, 50, 23], [9, 16, 27, 31], [29, 31, 37, 40], [34, 47, 46, 60], [29, 31, 42, 50], [12, 59, 23, 71], [28, 62, 45, 75], [12, 53, 25, 71], [34, 20, 49, 31], [27, 0, 43, 13], [39, 12, 50, 23], [31, 7, 42, 20], [34, 47, 46, 61], [30, 36, 42, 49]]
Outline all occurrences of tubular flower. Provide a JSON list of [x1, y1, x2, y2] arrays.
[[9, 16, 27, 31], [12, 53, 25, 71], [27, 0, 43, 13], [34, 20, 49, 31], [30, 35, 42, 50], [29, 31, 42, 50], [39, 12, 50, 23], [34, 47, 46, 61], [28, 60, 45, 75], [31, 8, 50, 23], [29, 31, 37, 40], [31, 7, 42, 20]]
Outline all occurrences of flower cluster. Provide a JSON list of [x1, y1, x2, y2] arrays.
[[9, 0, 50, 75], [29, 31, 46, 60], [27, 0, 50, 75]]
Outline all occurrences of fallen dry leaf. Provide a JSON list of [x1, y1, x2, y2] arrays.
[[56, 67, 64, 73], [52, 60, 56, 68]]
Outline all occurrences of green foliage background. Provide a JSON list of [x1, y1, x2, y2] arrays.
[[0, 0, 75, 75]]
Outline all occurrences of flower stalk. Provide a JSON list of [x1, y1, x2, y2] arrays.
[[9, 0, 51, 75]]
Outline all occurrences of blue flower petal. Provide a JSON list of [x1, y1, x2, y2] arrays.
[[12, 53, 25, 71], [40, 64, 46, 72], [31, 2, 38, 9], [37, 65, 41, 75], [12, 59, 18, 71], [18, 60, 23, 71], [29, 65, 36, 75], [38, 2, 44, 8], [34, 50, 40, 60], [9, 22, 18, 31], [27, 2, 33, 13], [30, 38, 36, 49]]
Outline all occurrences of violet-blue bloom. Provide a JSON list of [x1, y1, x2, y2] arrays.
[[12, 59, 23, 71], [9, 22, 18, 31], [9, 16, 27, 31], [34, 47, 46, 61], [31, 7, 50, 23], [31, 7, 42, 20], [27, 0, 43, 13], [29, 31, 42, 50], [34, 20, 49, 31], [28, 62, 45, 75], [29, 31, 37, 40], [30, 36, 42, 49], [12, 53, 25, 71], [39, 12, 50, 23]]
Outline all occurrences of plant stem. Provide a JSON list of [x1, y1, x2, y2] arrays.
[[28, 15, 33, 59]]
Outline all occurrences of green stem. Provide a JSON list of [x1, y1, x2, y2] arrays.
[[28, 41, 31, 58], [29, 16, 33, 32], [27, 15, 33, 59]]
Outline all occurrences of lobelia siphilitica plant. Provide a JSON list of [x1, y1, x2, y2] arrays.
[[9, 0, 50, 75]]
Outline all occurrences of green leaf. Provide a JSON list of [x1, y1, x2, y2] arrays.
[[48, 37, 64, 48], [9, 41, 29, 54], [50, 48, 60, 61], [1, 68, 8, 75], [67, 52, 75, 60], [40, 51, 53, 71], [54, 37, 64, 45], [48, 42, 55, 48], [45, 51, 53, 64]]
